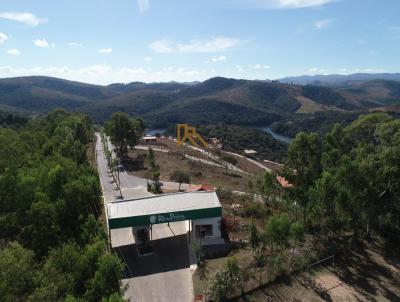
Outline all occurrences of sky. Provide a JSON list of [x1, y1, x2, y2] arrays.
[[0, 0, 399, 84]]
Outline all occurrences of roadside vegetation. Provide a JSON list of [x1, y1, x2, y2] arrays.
[[0, 109, 125, 302], [194, 113, 400, 301], [104, 111, 144, 157]]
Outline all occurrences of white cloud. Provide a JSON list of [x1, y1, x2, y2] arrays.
[[7, 49, 20, 55], [150, 37, 241, 53], [0, 32, 7, 44], [34, 38, 49, 48], [253, 64, 270, 69], [138, 0, 150, 13], [144, 56, 152, 61], [353, 68, 387, 73], [211, 55, 227, 62], [99, 48, 112, 53], [314, 19, 332, 29], [386, 26, 400, 38], [357, 39, 366, 45], [0, 12, 47, 27], [235, 0, 336, 9], [308, 66, 328, 74], [0, 65, 221, 85], [68, 42, 83, 47], [236, 65, 244, 72], [338, 67, 388, 75]]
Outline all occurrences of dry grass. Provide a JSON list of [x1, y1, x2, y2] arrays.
[[127, 148, 252, 191], [232, 238, 400, 302], [220, 151, 267, 174], [295, 96, 326, 113]]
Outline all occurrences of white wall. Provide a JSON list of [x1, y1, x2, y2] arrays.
[[191, 217, 224, 245]]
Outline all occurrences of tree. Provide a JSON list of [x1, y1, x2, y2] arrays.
[[0, 242, 36, 302], [249, 221, 260, 250], [22, 200, 61, 257], [256, 171, 279, 201], [104, 112, 144, 156], [285, 132, 322, 223], [85, 254, 124, 302], [289, 221, 304, 268], [170, 170, 190, 191], [0, 110, 125, 302], [146, 148, 162, 193], [111, 158, 122, 198], [208, 257, 242, 301], [265, 214, 291, 251], [80, 214, 107, 245], [209, 270, 228, 301], [29, 243, 84, 301]]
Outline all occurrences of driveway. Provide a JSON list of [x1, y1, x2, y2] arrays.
[[95, 133, 194, 302]]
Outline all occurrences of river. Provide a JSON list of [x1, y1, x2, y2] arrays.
[[145, 128, 167, 136], [256, 126, 292, 144], [145, 126, 291, 144]]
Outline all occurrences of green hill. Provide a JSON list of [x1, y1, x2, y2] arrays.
[[1, 76, 399, 131]]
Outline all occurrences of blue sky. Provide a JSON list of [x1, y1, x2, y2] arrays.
[[0, 0, 399, 84]]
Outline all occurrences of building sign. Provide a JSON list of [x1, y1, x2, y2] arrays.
[[149, 213, 186, 224], [108, 207, 222, 229]]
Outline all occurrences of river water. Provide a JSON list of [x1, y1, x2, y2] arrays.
[[256, 126, 292, 144], [145, 126, 291, 144], [145, 128, 167, 136]]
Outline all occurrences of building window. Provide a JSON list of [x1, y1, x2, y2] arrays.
[[195, 225, 213, 238]]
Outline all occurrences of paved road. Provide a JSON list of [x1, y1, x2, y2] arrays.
[[95, 133, 194, 302], [223, 150, 272, 172], [186, 144, 249, 174]]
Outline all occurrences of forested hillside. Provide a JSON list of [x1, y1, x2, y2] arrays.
[[270, 110, 363, 138], [284, 113, 400, 239], [0, 110, 28, 127], [0, 76, 118, 112], [200, 113, 400, 301], [0, 109, 124, 301], [1, 76, 400, 133], [196, 124, 288, 162], [0, 75, 400, 136]]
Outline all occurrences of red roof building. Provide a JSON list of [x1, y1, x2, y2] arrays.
[[276, 175, 293, 188], [187, 184, 214, 192]]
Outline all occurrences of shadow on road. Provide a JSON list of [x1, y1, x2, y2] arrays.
[[114, 234, 190, 279]]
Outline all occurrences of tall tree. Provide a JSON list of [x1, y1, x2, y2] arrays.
[[104, 112, 144, 156], [285, 132, 322, 223], [0, 242, 36, 302]]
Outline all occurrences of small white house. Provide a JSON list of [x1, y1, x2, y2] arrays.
[[142, 136, 157, 143]]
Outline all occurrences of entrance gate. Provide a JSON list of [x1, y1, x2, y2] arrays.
[[107, 191, 223, 245]]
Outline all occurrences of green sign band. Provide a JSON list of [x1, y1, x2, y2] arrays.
[[108, 206, 222, 229]]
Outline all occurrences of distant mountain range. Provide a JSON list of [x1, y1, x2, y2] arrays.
[[0, 74, 399, 128], [278, 73, 400, 86]]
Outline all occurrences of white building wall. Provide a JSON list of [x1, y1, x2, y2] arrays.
[[191, 217, 224, 245]]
